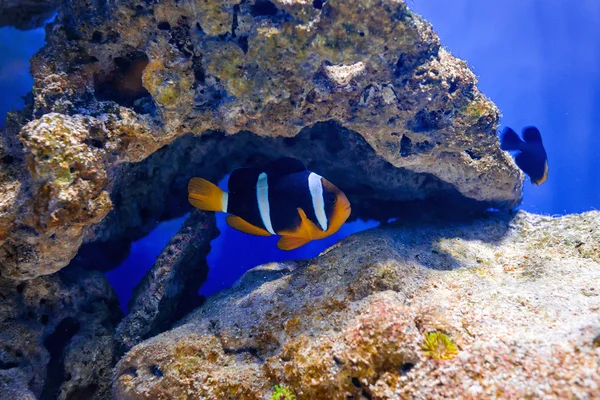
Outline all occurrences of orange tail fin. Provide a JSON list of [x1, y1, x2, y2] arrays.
[[188, 178, 228, 212]]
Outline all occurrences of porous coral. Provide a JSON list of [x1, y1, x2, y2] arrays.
[[0, 266, 121, 399], [113, 211, 600, 399], [0, 0, 523, 280]]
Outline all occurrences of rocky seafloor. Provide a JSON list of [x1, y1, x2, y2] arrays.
[[0, 0, 598, 399]]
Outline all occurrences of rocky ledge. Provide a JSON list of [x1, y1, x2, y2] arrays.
[[114, 211, 600, 399], [0, 0, 57, 30], [0, 0, 522, 280]]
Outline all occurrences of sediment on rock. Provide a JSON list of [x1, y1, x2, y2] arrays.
[[114, 210, 218, 357], [113, 211, 600, 399], [0, 267, 122, 400], [0, 0, 523, 280]]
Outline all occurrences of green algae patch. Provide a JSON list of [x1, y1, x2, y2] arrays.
[[421, 331, 458, 360], [270, 384, 296, 400]]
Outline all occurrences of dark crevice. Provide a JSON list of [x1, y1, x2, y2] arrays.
[[121, 366, 138, 378], [395, 53, 418, 78], [465, 149, 482, 160], [400, 135, 412, 157], [232, 3, 240, 37], [192, 55, 206, 83], [62, 15, 82, 41], [222, 346, 263, 361], [151, 365, 164, 377], [90, 31, 103, 44], [0, 361, 19, 370], [84, 138, 104, 149], [94, 52, 152, 110], [40, 317, 81, 400], [410, 110, 445, 132], [400, 362, 415, 375], [16, 282, 25, 294], [69, 239, 132, 272], [251, 0, 278, 16], [313, 0, 324, 9], [237, 35, 249, 54], [157, 21, 171, 30], [448, 78, 459, 93]]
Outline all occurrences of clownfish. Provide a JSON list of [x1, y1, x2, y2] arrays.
[[501, 126, 548, 185], [187, 158, 351, 250]]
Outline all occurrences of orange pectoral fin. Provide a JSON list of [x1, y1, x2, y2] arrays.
[[277, 208, 325, 251], [277, 235, 310, 251], [279, 208, 317, 238], [226, 215, 272, 236]]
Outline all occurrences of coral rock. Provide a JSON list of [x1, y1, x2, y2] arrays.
[[0, 0, 523, 279], [114, 211, 600, 399], [0, 267, 121, 399], [114, 210, 218, 356]]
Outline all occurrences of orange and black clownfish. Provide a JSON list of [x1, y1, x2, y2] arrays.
[[187, 158, 352, 250]]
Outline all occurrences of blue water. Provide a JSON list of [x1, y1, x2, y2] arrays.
[[0, 25, 47, 128], [409, 0, 600, 215], [1, 2, 599, 306]]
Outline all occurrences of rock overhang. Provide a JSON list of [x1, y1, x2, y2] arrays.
[[0, 0, 523, 280]]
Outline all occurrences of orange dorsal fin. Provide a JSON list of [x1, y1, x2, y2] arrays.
[[226, 215, 272, 236], [277, 235, 310, 251], [188, 178, 227, 212]]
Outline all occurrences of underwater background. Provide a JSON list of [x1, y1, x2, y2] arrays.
[[1, 0, 599, 308], [2, 0, 600, 398]]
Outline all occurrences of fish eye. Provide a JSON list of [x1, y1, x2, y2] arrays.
[[327, 194, 337, 204]]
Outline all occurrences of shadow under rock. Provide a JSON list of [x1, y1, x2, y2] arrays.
[[381, 210, 517, 271], [73, 120, 503, 273]]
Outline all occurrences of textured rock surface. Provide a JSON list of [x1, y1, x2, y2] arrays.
[[114, 211, 600, 399], [0, 0, 523, 279], [0, 0, 57, 30], [114, 210, 218, 357], [0, 267, 121, 399]]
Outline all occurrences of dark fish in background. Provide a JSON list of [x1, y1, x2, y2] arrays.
[[188, 158, 352, 250], [501, 126, 548, 185]]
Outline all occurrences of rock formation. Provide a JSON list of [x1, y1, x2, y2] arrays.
[[114, 210, 218, 357], [0, 266, 121, 399], [0, 0, 523, 280], [6, 1, 589, 399], [113, 211, 600, 399], [0, 0, 57, 30]]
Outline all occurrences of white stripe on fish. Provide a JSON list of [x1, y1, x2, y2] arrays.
[[257, 172, 276, 235]]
